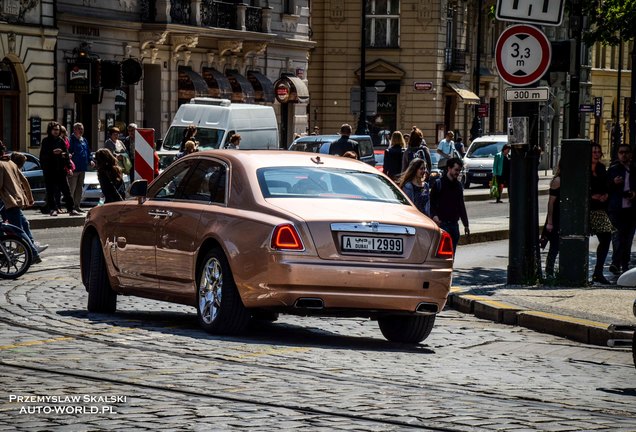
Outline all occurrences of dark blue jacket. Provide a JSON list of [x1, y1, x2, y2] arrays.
[[69, 134, 92, 172]]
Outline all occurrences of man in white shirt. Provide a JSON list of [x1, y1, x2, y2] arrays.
[[437, 131, 455, 159]]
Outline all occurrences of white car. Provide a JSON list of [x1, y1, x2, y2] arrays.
[[461, 134, 508, 188], [81, 169, 130, 207]]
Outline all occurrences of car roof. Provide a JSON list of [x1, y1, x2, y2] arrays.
[[189, 149, 379, 173], [471, 135, 507, 142]]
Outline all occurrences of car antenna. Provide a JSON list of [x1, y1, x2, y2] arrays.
[[311, 156, 324, 165]]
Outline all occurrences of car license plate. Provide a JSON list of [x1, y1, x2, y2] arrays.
[[474, 172, 487, 177], [341, 236, 403, 254]]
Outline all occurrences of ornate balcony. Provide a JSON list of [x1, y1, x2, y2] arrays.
[[141, 0, 269, 33]]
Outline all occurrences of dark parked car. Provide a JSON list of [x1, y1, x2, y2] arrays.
[[288, 135, 377, 167], [5, 152, 46, 207]]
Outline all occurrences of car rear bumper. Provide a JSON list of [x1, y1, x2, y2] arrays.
[[237, 259, 452, 315]]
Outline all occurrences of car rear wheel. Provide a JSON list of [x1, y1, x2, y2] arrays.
[[87, 236, 117, 313], [378, 315, 436, 343], [197, 247, 250, 335]]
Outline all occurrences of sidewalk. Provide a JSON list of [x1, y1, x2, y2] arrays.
[[24, 171, 636, 348]]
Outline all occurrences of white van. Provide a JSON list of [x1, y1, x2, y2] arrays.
[[158, 98, 279, 169]]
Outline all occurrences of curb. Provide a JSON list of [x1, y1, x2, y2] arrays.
[[30, 215, 85, 230], [447, 289, 634, 346]]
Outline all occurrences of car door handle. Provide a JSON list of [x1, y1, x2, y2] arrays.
[[148, 210, 173, 218]]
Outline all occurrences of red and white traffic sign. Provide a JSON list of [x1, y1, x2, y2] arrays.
[[495, 25, 551, 87]]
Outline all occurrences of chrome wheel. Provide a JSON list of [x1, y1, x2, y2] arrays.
[[198, 256, 223, 325]]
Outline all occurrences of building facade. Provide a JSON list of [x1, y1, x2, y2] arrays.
[[0, 0, 57, 152], [307, 0, 510, 147], [2, 0, 314, 154]]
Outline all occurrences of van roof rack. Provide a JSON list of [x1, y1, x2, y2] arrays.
[[190, 98, 231, 107]]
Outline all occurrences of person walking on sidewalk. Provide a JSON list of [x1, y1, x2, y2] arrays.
[[399, 158, 430, 216], [0, 141, 47, 263], [607, 144, 636, 275], [40, 121, 77, 216], [589, 143, 613, 285], [329, 124, 359, 157], [430, 157, 469, 252], [401, 126, 432, 174], [68, 122, 94, 214], [543, 160, 561, 279], [383, 131, 406, 180], [492, 143, 511, 203]]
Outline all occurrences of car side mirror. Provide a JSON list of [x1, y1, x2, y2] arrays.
[[129, 179, 148, 204]]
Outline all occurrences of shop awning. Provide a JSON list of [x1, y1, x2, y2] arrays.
[[226, 70, 255, 103], [447, 82, 480, 104], [182, 68, 209, 96], [247, 70, 274, 103], [202, 67, 233, 100], [273, 75, 309, 104]]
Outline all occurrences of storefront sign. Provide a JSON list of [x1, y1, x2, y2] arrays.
[[66, 62, 91, 94], [29, 116, 41, 148], [413, 81, 433, 91], [478, 103, 489, 117], [275, 81, 291, 104]]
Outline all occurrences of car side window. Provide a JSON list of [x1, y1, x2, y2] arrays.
[[180, 160, 227, 204], [149, 160, 196, 200]]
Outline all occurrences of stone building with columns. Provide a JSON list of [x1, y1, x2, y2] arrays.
[[56, 0, 314, 149], [0, 0, 57, 151]]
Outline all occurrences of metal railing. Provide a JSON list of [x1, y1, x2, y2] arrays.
[[140, 0, 266, 33], [445, 48, 467, 72]]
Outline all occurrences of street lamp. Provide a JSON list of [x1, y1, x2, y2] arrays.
[[356, 0, 368, 135]]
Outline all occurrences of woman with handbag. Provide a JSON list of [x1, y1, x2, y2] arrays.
[[589, 143, 613, 284], [492, 144, 511, 203]]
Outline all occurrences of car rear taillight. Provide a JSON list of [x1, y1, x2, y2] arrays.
[[436, 230, 454, 258], [271, 224, 304, 251]]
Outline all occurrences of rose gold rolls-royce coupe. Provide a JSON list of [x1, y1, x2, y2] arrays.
[[80, 150, 453, 343]]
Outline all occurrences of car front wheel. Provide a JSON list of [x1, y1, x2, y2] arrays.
[[378, 315, 436, 343], [196, 247, 250, 335], [87, 236, 117, 313]]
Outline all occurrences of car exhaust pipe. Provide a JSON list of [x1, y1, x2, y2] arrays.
[[294, 298, 324, 309], [416, 302, 438, 314]]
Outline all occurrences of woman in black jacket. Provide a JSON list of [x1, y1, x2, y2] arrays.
[[39, 121, 77, 216], [94, 149, 125, 203], [589, 143, 613, 284]]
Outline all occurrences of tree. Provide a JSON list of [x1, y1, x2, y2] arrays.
[[582, 0, 636, 153]]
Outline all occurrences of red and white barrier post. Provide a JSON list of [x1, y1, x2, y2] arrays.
[[134, 128, 155, 182]]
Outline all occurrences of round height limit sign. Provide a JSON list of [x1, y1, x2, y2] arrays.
[[495, 25, 551, 87]]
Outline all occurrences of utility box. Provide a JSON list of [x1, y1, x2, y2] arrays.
[[508, 117, 529, 146], [559, 139, 591, 286]]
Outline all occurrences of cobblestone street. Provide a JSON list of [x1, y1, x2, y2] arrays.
[[0, 229, 635, 430]]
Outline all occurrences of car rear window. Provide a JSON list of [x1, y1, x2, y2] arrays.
[[467, 141, 507, 158], [257, 167, 408, 204]]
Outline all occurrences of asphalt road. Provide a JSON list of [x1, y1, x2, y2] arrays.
[[1, 227, 634, 430]]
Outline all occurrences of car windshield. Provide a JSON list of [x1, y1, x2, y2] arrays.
[[162, 127, 225, 151], [258, 167, 409, 204], [467, 141, 507, 158]]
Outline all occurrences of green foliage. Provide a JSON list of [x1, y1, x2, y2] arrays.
[[582, 0, 636, 45]]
